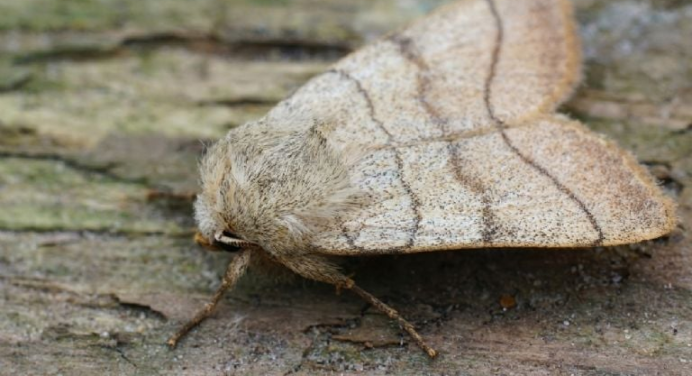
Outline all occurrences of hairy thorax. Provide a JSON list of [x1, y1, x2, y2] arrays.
[[194, 120, 365, 256]]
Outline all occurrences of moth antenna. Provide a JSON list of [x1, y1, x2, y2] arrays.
[[167, 249, 252, 348], [214, 231, 257, 248]]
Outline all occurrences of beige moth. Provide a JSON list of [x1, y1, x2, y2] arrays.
[[168, 0, 677, 358]]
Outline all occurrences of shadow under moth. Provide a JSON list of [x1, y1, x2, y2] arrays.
[[168, 0, 676, 358]]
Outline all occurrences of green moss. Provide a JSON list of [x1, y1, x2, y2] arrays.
[[0, 49, 321, 148], [587, 119, 692, 162], [0, 158, 183, 234], [0, 0, 119, 31], [0, 0, 218, 32], [238, 0, 290, 6]]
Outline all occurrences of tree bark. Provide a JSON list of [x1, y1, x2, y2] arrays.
[[1, 1, 690, 375]]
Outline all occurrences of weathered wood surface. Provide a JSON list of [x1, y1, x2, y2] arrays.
[[0, 0, 690, 375]]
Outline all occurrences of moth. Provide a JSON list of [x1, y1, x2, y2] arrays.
[[168, 0, 676, 358]]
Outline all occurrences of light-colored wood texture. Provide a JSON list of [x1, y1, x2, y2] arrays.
[[1, 0, 690, 374]]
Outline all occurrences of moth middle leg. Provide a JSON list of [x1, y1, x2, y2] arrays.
[[278, 254, 437, 358]]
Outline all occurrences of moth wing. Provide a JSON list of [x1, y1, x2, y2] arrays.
[[259, 0, 675, 254], [314, 114, 676, 254]]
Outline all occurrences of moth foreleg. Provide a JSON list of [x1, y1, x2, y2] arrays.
[[278, 255, 437, 358], [167, 249, 252, 348]]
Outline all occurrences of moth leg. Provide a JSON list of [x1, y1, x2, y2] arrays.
[[167, 249, 252, 348], [279, 255, 437, 358], [348, 284, 437, 358]]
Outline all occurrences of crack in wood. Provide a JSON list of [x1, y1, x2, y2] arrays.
[[0, 151, 149, 186], [14, 33, 351, 65]]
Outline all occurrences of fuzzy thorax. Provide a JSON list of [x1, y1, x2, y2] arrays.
[[195, 120, 365, 256]]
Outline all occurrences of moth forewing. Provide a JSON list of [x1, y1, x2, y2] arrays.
[[170, 0, 676, 358]]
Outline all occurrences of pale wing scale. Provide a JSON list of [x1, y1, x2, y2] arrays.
[[315, 114, 675, 254], [502, 116, 676, 246], [488, 0, 581, 122], [258, 0, 674, 254]]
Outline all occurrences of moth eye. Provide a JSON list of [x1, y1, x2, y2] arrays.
[[214, 239, 241, 253]]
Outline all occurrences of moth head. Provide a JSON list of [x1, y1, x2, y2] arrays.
[[193, 137, 259, 252], [193, 129, 291, 252]]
